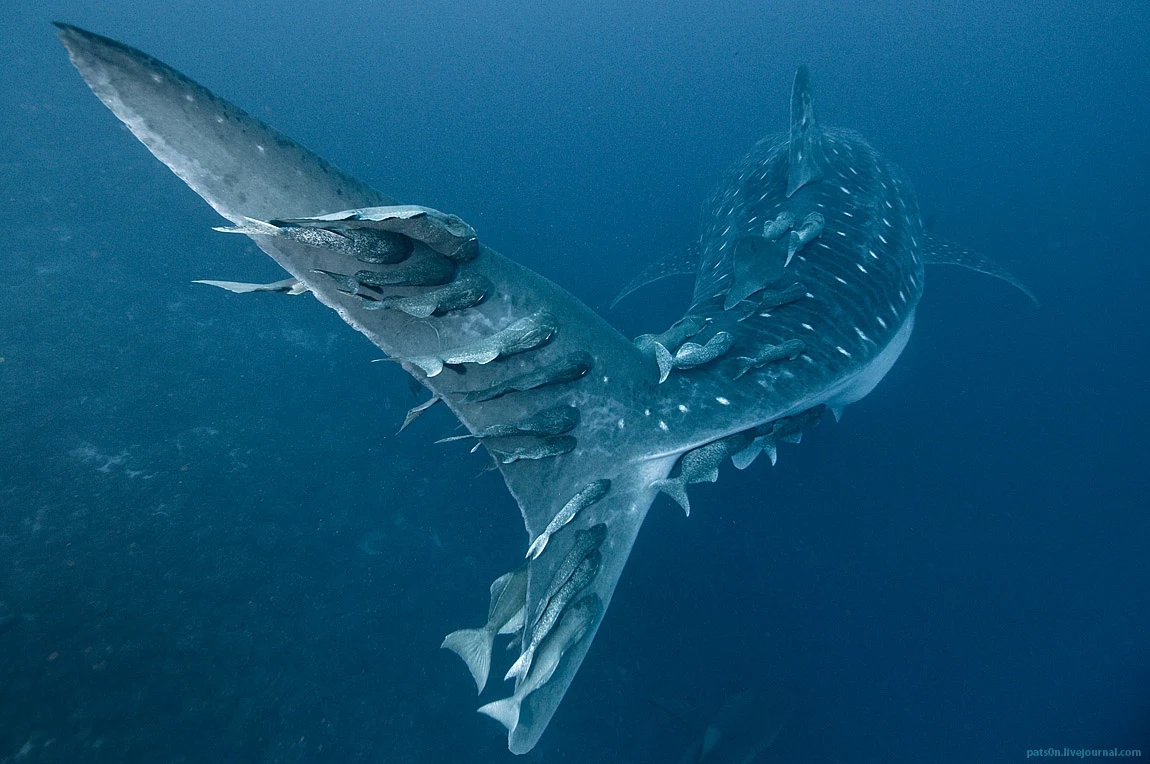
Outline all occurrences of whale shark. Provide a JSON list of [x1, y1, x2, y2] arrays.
[[55, 24, 1033, 754]]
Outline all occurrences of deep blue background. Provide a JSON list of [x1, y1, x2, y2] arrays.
[[1, 1, 1147, 762]]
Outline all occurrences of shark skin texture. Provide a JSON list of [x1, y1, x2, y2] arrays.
[[56, 25, 1026, 753]]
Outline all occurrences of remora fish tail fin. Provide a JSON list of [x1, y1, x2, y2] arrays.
[[440, 628, 493, 694], [787, 65, 824, 197], [922, 234, 1039, 306], [58, 23, 677, 754], [477, 696, 521, 733], [611, 245, 701, 309]]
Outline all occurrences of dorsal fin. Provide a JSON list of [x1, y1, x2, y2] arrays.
[[786, 65, 824, 197]]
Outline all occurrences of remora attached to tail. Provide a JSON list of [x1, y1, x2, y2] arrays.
[[441, 566, 528, 693]]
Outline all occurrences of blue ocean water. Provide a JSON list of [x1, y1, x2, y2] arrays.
[[1, 1, 1147, 762]]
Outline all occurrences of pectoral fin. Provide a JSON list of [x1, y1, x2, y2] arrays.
[[611, 245, 701, 309], [923, 234, 1038, 306]]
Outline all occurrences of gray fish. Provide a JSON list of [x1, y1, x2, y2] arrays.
[[442, 565, 529, 693], [398, 394, 441, 433], [732, 339, 806, 379], [461, 351, 593, 403], [526, 479, 611, 561], [437, 404, 580, 445], [311, 268, 362, 293], [354, 251, 457, 288], [671, 331, 734, 371], [636, 315, 711, 383], [216, 216, 414, 264], [407, 313, 557, 378], [506, 549, 601, 683], [652, 432, 753, 516], [487, 435, 576, 465], [775, 405, 824, 440], [340, 228, 414, 264], [730, 282, 807, 322], [528, 524, 607, 635], [785, 211, 825, 266], [192, 277, 307, 295], [731, 405, 825, 470], [762, 211, 795, 241], [355, 274, 491, 318], [283, 224, 414, 264], [478, 594, 600, 732], [276, 204, 480, 261], [352, 295, 389, 311], [212, 216, 284, 238], [634, 314, 709, 356]]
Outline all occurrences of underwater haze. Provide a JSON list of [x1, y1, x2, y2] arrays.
[[2, 0, 1149, 762]]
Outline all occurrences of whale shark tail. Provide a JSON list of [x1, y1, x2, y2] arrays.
[[57, 23, 1015, 755], [55, 24, 679, 753]]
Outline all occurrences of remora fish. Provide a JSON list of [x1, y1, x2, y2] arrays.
[[437, 404, 579, 446], [192, 277, 307, 295], [57, 26, 1034, 752], [276, 204, 480, 262], [785, 211, 825, 266], [216, 215, 415, 264], [486, 435, 577, 465], [441, 565, 529, 693], [732, 339, 807, 379], [406, 312, 556, 378], [460, 351, 593, 403], [478, 595, 601, 733], [526, 479, 611, 561], [353, 254, 456, 288], [506, 549, 601, 683], [356, 274, 491, 318], [636, 315, 711, 383], [634, 315, 709, 357], [671, 331, 735, 371], [529, 524, 608, 631], [652, 432, 754, 516], [398, 394, 440, 433], [731, 405, 826, 469]]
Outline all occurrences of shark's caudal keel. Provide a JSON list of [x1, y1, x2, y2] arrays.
[[57, 26, 1027, 753]]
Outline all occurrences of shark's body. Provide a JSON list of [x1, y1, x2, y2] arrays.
[[56, 25, 1029, 754]]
